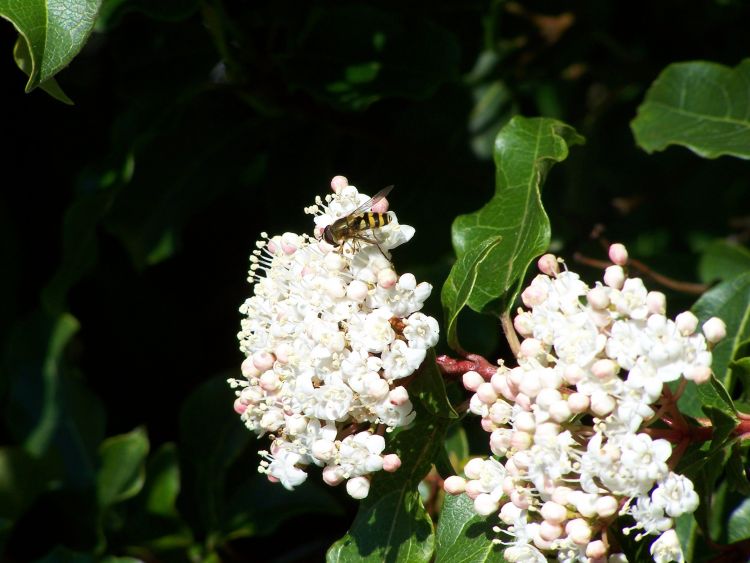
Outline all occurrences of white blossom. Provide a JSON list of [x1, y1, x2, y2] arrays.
[[232, 178, 438, 498]]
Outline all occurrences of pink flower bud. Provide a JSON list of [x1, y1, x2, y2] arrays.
[[539, 520, 563, 541], [514, 393, 532, 411], [253, 351, 276, 372], [647, 291, 667, 315], [591, 359, 617, 380], [477, 382, 498, 404], [565, 518, 592, 545], [241, 357, 261, 378], [259, 371, 280, 391], [443, 475, 466, 494], [549, 400, 572, 422], [510, 431, 532, 451], [324, 252, 346, 271], [595, 495, 618, 517], [608, 243, 629, 265], [541, 501, 567, 524], [537, 253, 560, 276], [535, 388, 562, 410], [480, 418, 496, 433], [267, 475, 280, 484], [514, 412, 536, 433], [322, 466, 344, 486], [233, 398, 248, 414], [490, 429, 511, 456], [567, 392, 590, 413], [675, 311, 699, 335], [703, 317, 727, 343], [397, 273, 417, 291], [330, 175, 349, 193], [517, 372, 542, 398], [551, 486, 572, 505], [378, 268, 398, 289], [389, 386, 410, 406], [382, 454, 402, 472], [371, 196, 389, 213], [510, 489, 530, 509], [603, 265, 625, 289], [563, 364, 584, 385], [586, 540, 607, 559], [312, 439, 336, 461], [463, 370, 485, 391], [521, 285, 547, 307]]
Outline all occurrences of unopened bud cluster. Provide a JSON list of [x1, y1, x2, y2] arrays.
[[231, 177, 438, 498], [445, 246, 725, 562]]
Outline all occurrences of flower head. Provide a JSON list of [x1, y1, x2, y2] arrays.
[[230, 176, 438, 497]]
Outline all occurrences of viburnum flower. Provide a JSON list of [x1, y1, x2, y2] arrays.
[[445, 245, 725, 562], [230, 176, 438, 498]]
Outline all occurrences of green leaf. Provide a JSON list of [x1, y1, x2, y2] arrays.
[[699, 240, 750, 284], [441, 235, 504, 352], [435, 494, 503, 563], [97, 427, 149, 507], [3, 311, 80, 456], [178, 376, 250, 537], [13, 37, 72, 104], [631, 59, 750, 159], [729, 497, 750, 542], [693, 271, 750, 386], [727, 444, 750, 496], [0, 0, 101, 96], [0, 447, 56, 520], [278, 4, 459, 111], [674, 512, 698, 562], [444, 425, 469, 472], [327, 409, 450, 563], [410, 349, 458, 419], [450, 116, 584, 317]]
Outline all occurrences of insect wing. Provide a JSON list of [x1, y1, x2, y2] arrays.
[[348, 185, 394, 216]]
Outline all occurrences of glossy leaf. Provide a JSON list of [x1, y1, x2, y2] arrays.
[[727, 444, 750, 496], [450, 116, 584, 316], [0, 0, 101, 95], [409, 349, 458, 420], [441, 235, 503, 352], [729, 497, 750, 542], [693, 271, 750, 386], [97, 427, 149, 507], [699, 240, 750, 284], [435, 494, 503, 563], [631, 59, 750, 159], [327, 408, 450, 563]]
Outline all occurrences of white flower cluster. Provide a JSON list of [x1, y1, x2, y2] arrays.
[[230, 176, 438, 499], [444, 245, 726, 563]]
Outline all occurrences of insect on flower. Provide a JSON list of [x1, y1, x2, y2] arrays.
[[322, 185, 394, 250]]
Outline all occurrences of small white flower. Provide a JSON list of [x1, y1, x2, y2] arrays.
[[650, 529, 684, 563]]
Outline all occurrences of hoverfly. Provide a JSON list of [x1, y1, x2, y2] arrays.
[[323, 185, 394, 249]]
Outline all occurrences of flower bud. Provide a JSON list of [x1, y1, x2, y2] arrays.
[[474, 493, 500, 516], [514, 411, 536, 433], [346, 476, 371, 499], [539, 520, 563, 541], [703, 317, 727, 343], [603, 265, 625, 289], [476, 382, 498, 404], [514, 311, 534, 336], [541, 501, 567, 524], [312, 439, 336, 461], [443, 475, 466, 494], [685, 365, 712, 384], [590, 392, 616, 417], [324, 251, 346, 271], [389, 386, 410, 405], [378, 268, 398, 289], [463, 370, 485, 391], [537, 254, 560, 276], [510, 431, 532, 451], [591, 359, 617, 380], [519, 338, 544, 359], [463, 458, 485, 480], [346, 279, 369, 301], [675, 311, 699, 335], [647, 291, 667, 315], [565, 518, 592, 545], [464, 480, 482, 499], [330, 175, 348, 193], [382, 454, 401, 472], [595, 495, 618, 517], [586, 540, 607, 559], [233, 398, 248, 414], [253, 351, 276, 372], [608, 243, 629, 265], [568, 392, 590, 413], [241, 357, 261, 378], [521, 285, 547, 307], [397, 273, 417, 291]]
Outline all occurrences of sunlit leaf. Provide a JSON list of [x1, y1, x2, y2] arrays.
[[435, 494, 502, 563], [327, 407, 450, 563], [729, 497, 750, 542], [631, 59, 750, 159], [450, 116, 584, 317], [0, 0, 101, 96], [410, 350, 458, 419]]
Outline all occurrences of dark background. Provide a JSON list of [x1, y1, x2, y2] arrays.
[[1, 1, 749, 561]]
